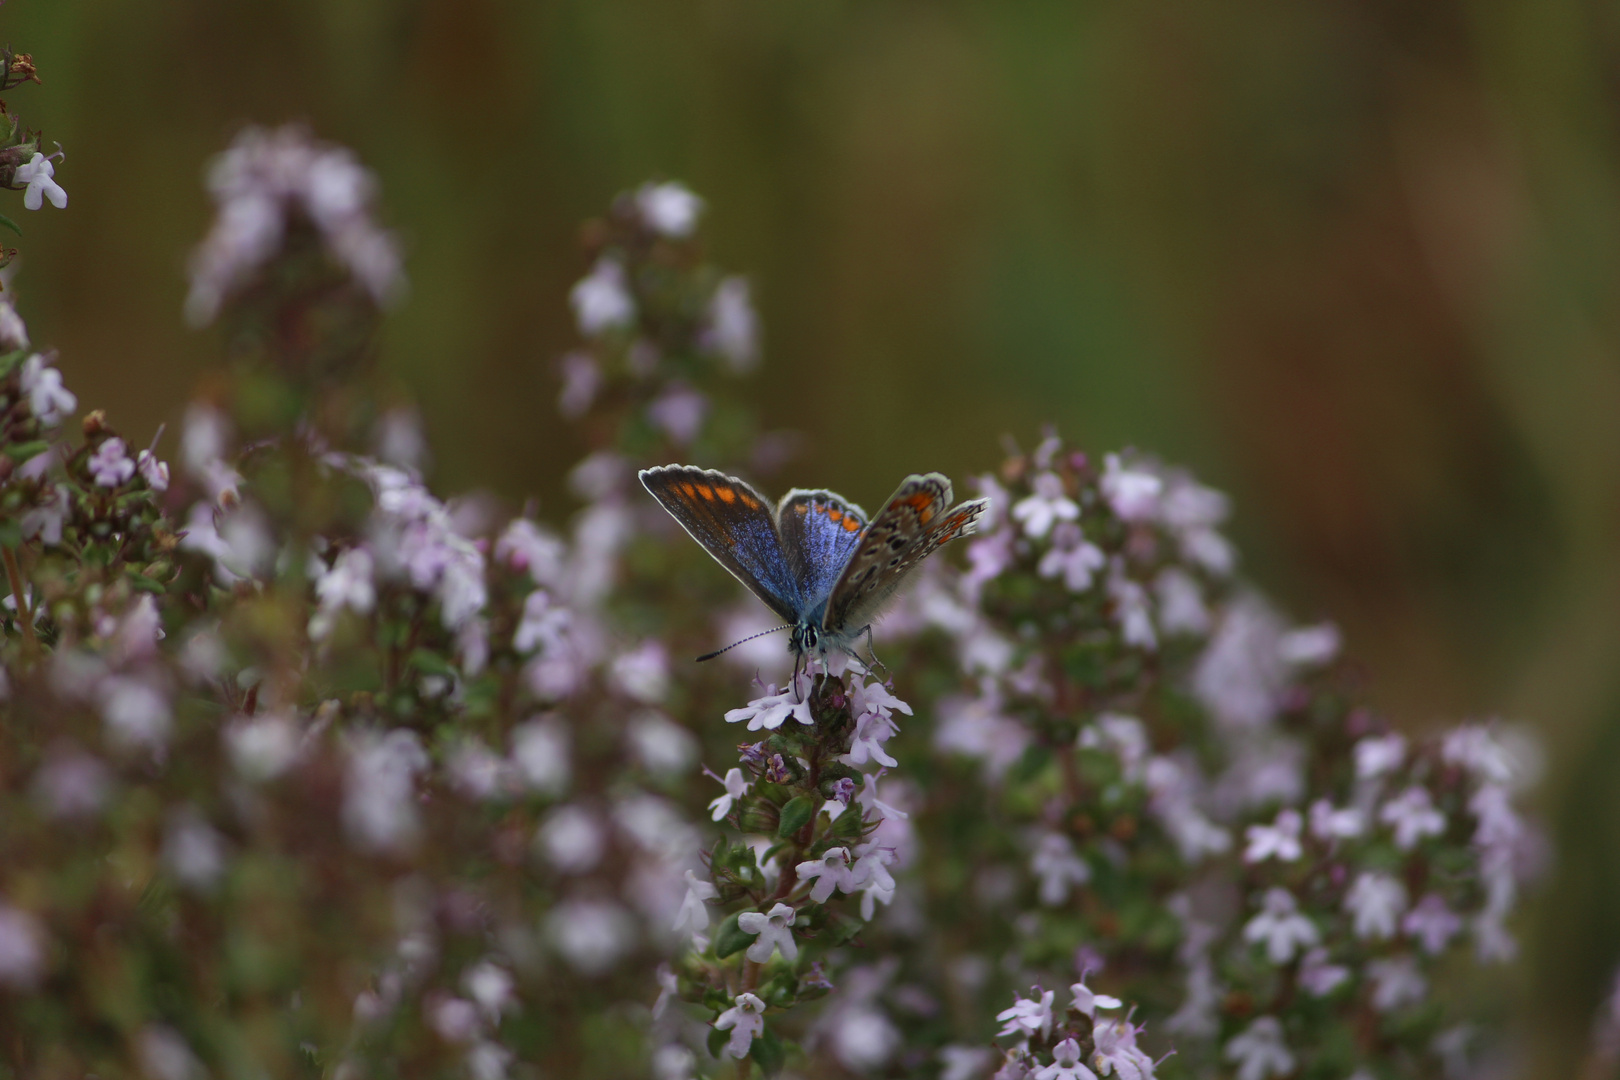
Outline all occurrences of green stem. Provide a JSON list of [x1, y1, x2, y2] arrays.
[[2, 545, 36, 658]]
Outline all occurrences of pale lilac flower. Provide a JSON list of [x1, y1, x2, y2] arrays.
[[0, 297, 27, 350], [1297, 947, 1349, 996], [1192, 595, 1286, 729], [646, 384, 709, 446], [964, 529, 1016, 598], [1012, 472, 1079, 538], [32, 749, 109, 819], [511, 716, 569, 796], [1344, 872, 1407, 940], [0, 904, 44, 987], [1442, 724, 1529, 787], [225, 713, 301, 781], [557, 351, 602, 417], [163, 806, 227, 891], [20, 482, 69, 545], [996, 986, 1055, 1041], [1381, 785, 1446, 849], [1100, 453, 1162, 522], [1277, 622, 1340, 666], [714, 992, 767, 1059], [513, 589, 570, 654], [98, 675, 171, 750], [467, 1041, 513, 1080], [1403, 893, 1462, 954], [940, 1045, 996, 1080], [852, 842, 899, 920], [726, 675, 814, 731], [672, 869, 717, 935], [841, 707, 900, 768], [20, 353, 75, 425], [1160, 471, 1235, 573], [797, 847, 858, 904], [428, 996, 481, 1042], [737, 902, 797, 963], [342, 729, 429, 853], [1243, 808, 1303, 864], [1224, 1017, 1293, 1080], [538, 805, 605, 874], [1070, 974, 1122, 1019], [610, 641, 668, 703], [708, 767, 749, 821], [1144, 757, 1232, 863], [703, 276, 758, 371], [545, 897, 634, 975], [627, 711, 696, 778], [1108, 561, 1157, 650], [636, 181, 703, 237], [136, 449, 170, 492], [85, 438, 134, 487], [1354, 733, 1407, 780], [1031, 832, 1091, 905], [495, 518, 567, 585], [855, 770, 909, 822], [136, 1026, 200, 1080], [447, 739, 507, 801], [1034, 1038, 1098, 1080], [1243, 888, 1319, 964], [1308, 798, 1366, 841], [1092, 1018, 1157, 1080], [934, 686, 1032, 780], [1155, 567, 1211, 636], [310, 547, 375, 639], [826, 1002, 901, 1071], [1078, 713, 1150, 784], [995, 1049, 1033, 1080], [187, 127, 401, 323], [1366, 955, 1427, 1012], [15, 152, 66, 210], [1038, 522, 1106, 592], [570, 256, 635, 335]]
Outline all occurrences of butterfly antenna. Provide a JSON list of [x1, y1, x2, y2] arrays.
[[695, 625, 790, 663]]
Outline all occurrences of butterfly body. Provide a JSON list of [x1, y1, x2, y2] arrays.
[[639, 464, 989, 665]]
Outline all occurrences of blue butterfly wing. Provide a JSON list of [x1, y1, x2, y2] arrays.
[[775, 488, 869, 614], [640, 465, 804, 624]]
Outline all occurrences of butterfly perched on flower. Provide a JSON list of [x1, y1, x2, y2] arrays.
[[640, 465, 989, 666]]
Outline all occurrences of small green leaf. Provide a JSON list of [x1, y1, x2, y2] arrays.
[[750, 1027, 785, 1074], [705, 1025, 729, 1060], [776, 795, 814, 839], [713, 913, 751, 959], [410, 648, 456, 677], [3, 440, 47, 463], [0, 213, 22, 238], [128, 573, 166, 595], [0, 519, 20, 550]]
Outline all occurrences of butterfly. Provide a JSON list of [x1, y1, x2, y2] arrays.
[[639, 464, 990, 668]]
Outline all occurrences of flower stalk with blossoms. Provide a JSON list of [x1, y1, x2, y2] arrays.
[[0, 77, 1543, 1080]]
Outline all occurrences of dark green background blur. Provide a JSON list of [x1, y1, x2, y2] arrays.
[[6, 2, 1619, 1072]]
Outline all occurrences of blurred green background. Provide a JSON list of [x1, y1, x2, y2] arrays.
[[5, 1, 1620, 1073]]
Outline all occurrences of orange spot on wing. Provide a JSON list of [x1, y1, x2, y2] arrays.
[[842, 515, 862, 532], [794, 503, 809, 515], [920, 506, 936, 524], [680, 483, 697, 498], [826, 508, 844, 524], [741, 494, 761, 509], [716, 486, 738, 504], [696, 484, 716, 501], [901, 493, 936, 511]]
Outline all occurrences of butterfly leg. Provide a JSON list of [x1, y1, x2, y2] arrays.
[[859, 624, 889, 679]]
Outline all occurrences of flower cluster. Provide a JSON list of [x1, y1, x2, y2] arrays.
[[0, 108, 1541, 1080]]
